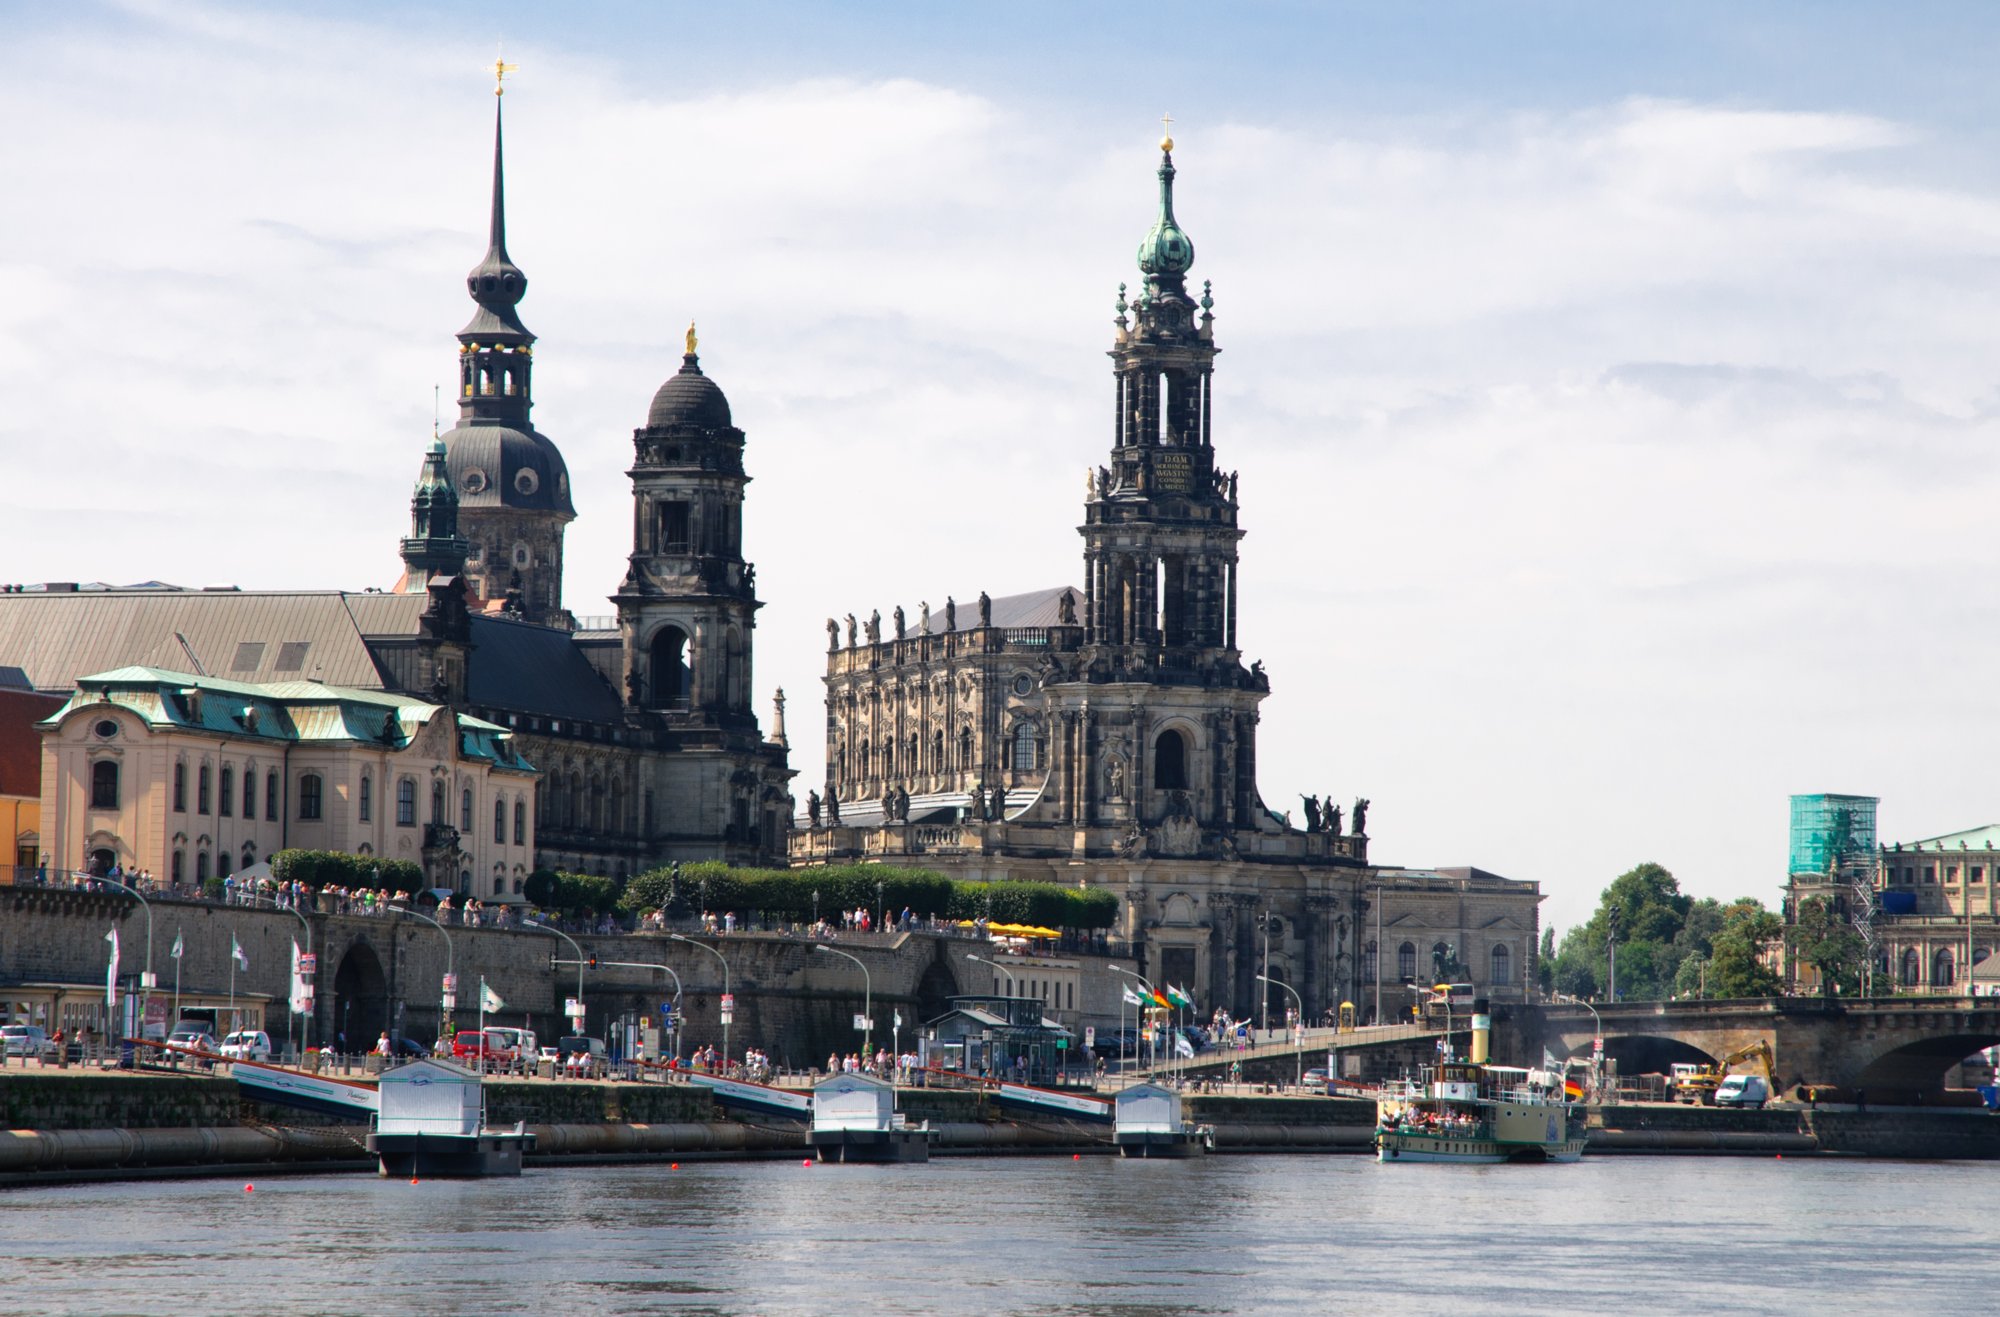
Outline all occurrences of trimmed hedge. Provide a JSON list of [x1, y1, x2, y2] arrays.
[[620, 861, 1118, 930], [270, 849, 424, 893]]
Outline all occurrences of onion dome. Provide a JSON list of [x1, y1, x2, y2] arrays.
[[1136, 136, 1195, 281]]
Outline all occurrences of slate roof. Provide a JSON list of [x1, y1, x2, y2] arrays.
[[465, 615, 623, 723], [975, 586, 1083, 629], [0, 589, 409, 691]]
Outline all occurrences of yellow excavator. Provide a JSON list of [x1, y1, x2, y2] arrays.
[[1673, 1041, 1776, 1105]]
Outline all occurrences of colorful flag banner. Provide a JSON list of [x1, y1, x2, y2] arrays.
[[170, 931, 184, 961], [231, 935, 249, 971], [481, 982, 505, 1013]]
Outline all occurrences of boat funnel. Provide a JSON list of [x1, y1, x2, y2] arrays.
[[1470, 998, 1491, 1065]]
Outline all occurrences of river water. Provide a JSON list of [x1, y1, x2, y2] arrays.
[[0, 1155, 1987, 1314]]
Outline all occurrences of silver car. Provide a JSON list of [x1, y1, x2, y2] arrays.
[[0, 1024, 50, 1058]]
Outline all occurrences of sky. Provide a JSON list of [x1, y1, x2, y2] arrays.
[[6, 1, 2000, 935]]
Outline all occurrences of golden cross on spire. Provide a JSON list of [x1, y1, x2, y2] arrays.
[[1160, 111, 1174, 152], [493, 57, 519, 96]]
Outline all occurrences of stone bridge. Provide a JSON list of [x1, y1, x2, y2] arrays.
[[1538, 997, 2000, 1098]]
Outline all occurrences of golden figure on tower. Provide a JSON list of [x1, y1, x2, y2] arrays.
[[686, 321, 699, 356]]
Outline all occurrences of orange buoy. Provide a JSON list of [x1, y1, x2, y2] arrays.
[[1072, 1153, 1080, 1161], [243, 1184, 254, 1193], [671, 1162, 680, 1170]]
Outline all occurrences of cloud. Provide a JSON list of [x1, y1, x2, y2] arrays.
[[5, 6, 2000, 931]]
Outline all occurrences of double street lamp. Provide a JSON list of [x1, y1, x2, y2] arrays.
[[670, 933, 731, 1070], [527, 919, 589, 1038], [390, 904, 455, 1044]]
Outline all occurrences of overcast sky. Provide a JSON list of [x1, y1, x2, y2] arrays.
[[6, 1, 2000, 934]]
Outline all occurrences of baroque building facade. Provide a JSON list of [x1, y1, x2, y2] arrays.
[[793, 136, 1543, 1024], [0, 89, 793, 893], [37, 668, 538, 892]]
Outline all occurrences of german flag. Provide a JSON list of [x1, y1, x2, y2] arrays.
[[1563, 1078, 1585, 1101]]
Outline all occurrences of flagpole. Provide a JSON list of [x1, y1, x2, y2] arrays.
[[228, 935, 236, 1036], [478, 975, 487, 1074], [172, 929, 182, 1034]]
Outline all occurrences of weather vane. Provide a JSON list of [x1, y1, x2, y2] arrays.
[[493, 57, 519, 96], [1160, 111, 1174, 152]]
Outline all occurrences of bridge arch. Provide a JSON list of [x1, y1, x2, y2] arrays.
[[1851, 1032, 2000, 1095]]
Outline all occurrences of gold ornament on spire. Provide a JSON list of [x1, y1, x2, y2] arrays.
[[686, 321, 699, 356], [493, 57, 519, 96], [1160, 111, 1174, 153]]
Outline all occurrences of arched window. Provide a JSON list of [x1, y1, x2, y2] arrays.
[[461, 787, 474, 833], [514, 800, 526, 845], [959, 728, 973, 771], [1153, 728, 1188, 790], [1398, 942, 1417, 982], [197, 765, 211, 814], [649, 627, 691, 709], [932, 730, 944, 775], [90, 760, 120, 810], [1011, 723, 1038, 772], [430, 780, 445, 825], [265, 771, 278, 821], [1490, 943, 1512, 988], [172, 762, 186, 813], [298, 773, 323, 821], [217, 852, 233, 879], [396, 778, 416, 826], [359, 774, 372, 823], [171, 850, 184, 885], [1934, 947, 1956, 987], [218, 766, 234, 817], [1901, 947, 1922, 986], [495, 798, 507, 844], [196, 851, 210, 882], [242, 843, 256, 869], [493, 872, 505, 897], [242, 769, 256, 818], [1363, 941, 1378, 985]]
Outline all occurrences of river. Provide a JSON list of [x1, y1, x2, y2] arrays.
[[0, 1155, 1986, 1314]]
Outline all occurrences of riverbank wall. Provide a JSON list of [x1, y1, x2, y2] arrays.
[[6, 1074, 1999, 1185]]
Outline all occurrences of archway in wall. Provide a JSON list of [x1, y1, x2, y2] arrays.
[[1852, 1033, 2000, 1096], [331, 941, 389, 1053], [89, 847, 116, 876], [1590, 1034, 1715, 1078]]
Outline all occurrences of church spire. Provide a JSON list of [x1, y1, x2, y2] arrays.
[[459, 95, 533, 344]]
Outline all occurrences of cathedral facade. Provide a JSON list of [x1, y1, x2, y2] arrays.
[[793, 136, 1543, 1022], [0, 92, 793, 893]]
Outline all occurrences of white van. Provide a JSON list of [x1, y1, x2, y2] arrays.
[[1713, 1074, 1770, 1109], [487, 1027, 537, 1067]]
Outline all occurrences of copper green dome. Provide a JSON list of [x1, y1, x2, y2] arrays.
[[1136, 146, 1194, 278]]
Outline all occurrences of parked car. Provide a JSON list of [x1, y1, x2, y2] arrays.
[[392, 1037, 431, 1059], [1301, 1067, 1331, 1090], [0, 1025, 51, 1058], [219, 1030, 272, 1062], [556, 1036, 609, 1078], [452, 1029, 516, 1068]]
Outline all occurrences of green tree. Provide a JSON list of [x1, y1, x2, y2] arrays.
[[1789, 895, 1865, 998], [1707, 903, 1783, 998], [1547, 862, 1693, 1001]]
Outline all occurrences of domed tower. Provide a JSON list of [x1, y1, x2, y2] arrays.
[[615, 329, 793, 864], [434, 87, 576, 627]]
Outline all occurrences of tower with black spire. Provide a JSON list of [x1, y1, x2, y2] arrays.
[[435, 78, 576, 626], [613, 326, 794, 864], [1035, 126, 1268, 835]]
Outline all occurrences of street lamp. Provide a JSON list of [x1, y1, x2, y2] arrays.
[[1558, 993, 1603, 1101], [966, 952, 1015, 995], [526, 919, 588, 1039], [1257, 973, 1304, 1088], [815, 944, 874, 1061], [875, 879, 885, 932], [813, 888, 821, 930], [670, 933, 731, 1071], [389, 904, 455, 1045]]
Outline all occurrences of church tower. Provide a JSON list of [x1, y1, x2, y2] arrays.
[[614, 330, 794, 863], [1038, 129, 1268, 838], [435, 83, 576, 626]]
